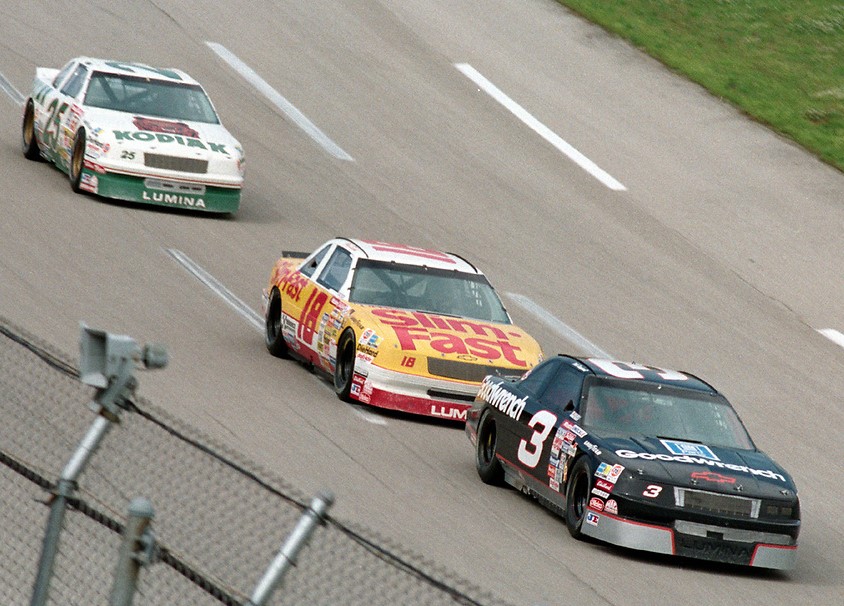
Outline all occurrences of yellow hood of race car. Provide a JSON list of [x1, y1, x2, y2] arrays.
[[347, 305, 543, 380]]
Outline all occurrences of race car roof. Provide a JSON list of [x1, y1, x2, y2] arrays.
[[72, 57, 199, 86], [571, 356, 717, 393], [343, 238, 481, 274]]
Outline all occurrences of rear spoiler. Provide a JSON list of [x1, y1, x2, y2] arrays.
[[280, 250, 310, 259]]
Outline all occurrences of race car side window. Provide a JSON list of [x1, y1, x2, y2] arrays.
[[300, 245, 331, 278], [317, 247, 352, 292], [52, 61, 76, 89], [61, 65, 89, 98], [538, 365, 583, 414], [519, 358, 565, 398]]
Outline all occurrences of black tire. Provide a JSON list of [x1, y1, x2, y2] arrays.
[[69, 128, 86, 192], [334, 328, 356, 401], [264, 288, 289, 358], [475, 409, 504, 485], [565, 457, 593, 539], [22, 100, 41, 160]]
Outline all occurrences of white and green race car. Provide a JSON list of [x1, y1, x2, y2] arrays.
[[22, 57, 244, 213]]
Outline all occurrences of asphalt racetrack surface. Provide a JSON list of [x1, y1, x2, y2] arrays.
[[1, 1, 842, 604]]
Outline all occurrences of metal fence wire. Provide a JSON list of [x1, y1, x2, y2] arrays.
[[0, 317, 511, 606]]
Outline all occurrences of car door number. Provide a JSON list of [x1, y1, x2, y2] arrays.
[[298, 288, 328, 346], [517, 410, 558, 468], [42, 98, 69, 151]]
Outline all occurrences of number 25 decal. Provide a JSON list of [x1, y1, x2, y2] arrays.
[[517, 410, 558, 468]]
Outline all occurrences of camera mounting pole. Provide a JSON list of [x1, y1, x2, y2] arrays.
[[30, 323, 167, 606]]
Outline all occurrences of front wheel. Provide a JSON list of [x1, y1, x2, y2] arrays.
[[334, 328, 356, 401], [475, 410, 504, 485], [565, 457, 593, 539], [69, 129, 86, 192], [265, 288, 289, 358], [22, 100, 40, 160]]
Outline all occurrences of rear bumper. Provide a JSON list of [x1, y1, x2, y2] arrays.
[[582, 508, 798, 569]]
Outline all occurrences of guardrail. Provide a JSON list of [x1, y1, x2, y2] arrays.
[[0, 317, 509, 606]]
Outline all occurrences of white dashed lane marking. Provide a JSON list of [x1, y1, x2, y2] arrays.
[[818, 328, 844, 349], [455, 63, 626, 191], [206, 41, 354, 161]]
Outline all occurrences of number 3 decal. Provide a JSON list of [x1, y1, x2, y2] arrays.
[[517, 410, 558, 468], [643, 485, 663, 498]]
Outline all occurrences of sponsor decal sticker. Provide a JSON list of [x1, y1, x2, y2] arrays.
[[691, 471, 737, 485], [583, 440, 602, 456], [589, 497, 605, 512], [586, 512, 600, 526], [371, 308, 529, 366], [561, 419, 587, 438], [80, 173, 98, 193], [351, 373, 366, 397], [430, 405, 467, 420], [141, 191, 206, 208], [549, 478, 560, 491], [477, 378, 528, 420], [660, 439, 719, 461], [595, 479, 615, 493], [359, 328, 381, 347], [614, 450, 787, 482], [113, 129, 229, 154], [595, 463, 624, 484], [132, 116, 199, 138], [591, 488, 610, 499], [604, 499, 618, 515], [359, 377, 373, 403]]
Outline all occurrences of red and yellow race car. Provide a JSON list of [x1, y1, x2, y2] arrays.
[[261, 238, 543, 421]]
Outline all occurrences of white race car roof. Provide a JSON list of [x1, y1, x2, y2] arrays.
[[72, 57, 200, 86], [342, 238, 481, 274]]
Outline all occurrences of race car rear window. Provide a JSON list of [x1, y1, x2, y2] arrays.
[[348, 259, 510, 324], [84, 72, 220, 124]]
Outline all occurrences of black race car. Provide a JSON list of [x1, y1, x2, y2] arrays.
[[466, 355, 800, 569]]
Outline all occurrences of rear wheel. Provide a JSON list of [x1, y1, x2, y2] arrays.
[[334, 328, 356, 401], [265, 288, 289, 358], [475, 410, 504, 485], [69, 129, 86, 192], [22, 100, 40, 160], [565, 457, 593, 539]]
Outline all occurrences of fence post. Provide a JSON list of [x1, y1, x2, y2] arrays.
[[246, 490, 335, 606], [110, 497, 156, 606], [30, 324, 167, 606]]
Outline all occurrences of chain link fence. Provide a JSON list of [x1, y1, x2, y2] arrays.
[[0, 316, 511, 606]]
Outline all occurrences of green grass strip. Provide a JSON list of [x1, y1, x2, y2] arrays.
[[557, 0, 844, 172]]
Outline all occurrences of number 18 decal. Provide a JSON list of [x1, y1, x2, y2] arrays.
[[517, 410, 558, 468]]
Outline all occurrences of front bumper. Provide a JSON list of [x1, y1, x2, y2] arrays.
[[79, 166, 241, 213], [352, 363, 479, 421], [582, 507, 798, 569]]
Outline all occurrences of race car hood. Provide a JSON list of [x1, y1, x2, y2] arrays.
[[81, 107, 242, 159], [603, 436, 796, 498], [351, 305, 542, 373]]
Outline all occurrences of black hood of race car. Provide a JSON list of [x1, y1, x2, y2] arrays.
[[596, 435, 797, 499]]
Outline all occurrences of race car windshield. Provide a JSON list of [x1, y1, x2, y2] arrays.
[[84, 72, 220, 124], [581, 379, 755, 450], [349, 259, 511, 324]]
